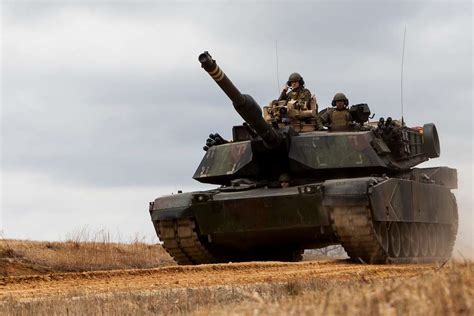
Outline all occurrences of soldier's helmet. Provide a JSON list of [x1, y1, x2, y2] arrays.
[[332, 92, 349, 107], [278, 173, 291, 182], [287, 73, 304, 86]]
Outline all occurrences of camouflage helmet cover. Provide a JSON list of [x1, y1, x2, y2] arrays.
[[287, 73, 304, 86], [278, 173, 291, 182], [332, 92, 349, 106], [288, 73, 303, 82]]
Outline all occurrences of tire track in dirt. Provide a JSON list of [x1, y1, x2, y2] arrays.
[[0, 260, 435, 301]]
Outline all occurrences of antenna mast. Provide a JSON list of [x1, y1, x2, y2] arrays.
[[276, 40, 280, 95], [400, 27, 406, 125]]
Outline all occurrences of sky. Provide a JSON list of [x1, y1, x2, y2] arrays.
[[1, 1, 472, 253]]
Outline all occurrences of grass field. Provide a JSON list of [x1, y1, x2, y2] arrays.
[[0, 237, 472, 315], [0, 236, 174, 276]]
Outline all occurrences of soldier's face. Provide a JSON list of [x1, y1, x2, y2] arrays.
[[290, 81, 300, 89], [335, 100, 345, 109]]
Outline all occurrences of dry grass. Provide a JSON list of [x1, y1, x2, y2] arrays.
[[0, 233, 341, 277], [0, 261, 472, 315], [0, 232, 175, 276], [1, 232, 472, 315], [196, 261, 473, 315]]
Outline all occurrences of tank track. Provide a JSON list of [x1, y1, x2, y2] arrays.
[[157, 218, 304, 265], [157, 218, 215, 265], [330, 206, 458, 264]]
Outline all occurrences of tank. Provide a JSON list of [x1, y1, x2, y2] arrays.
[[149, 51, 458, 264]]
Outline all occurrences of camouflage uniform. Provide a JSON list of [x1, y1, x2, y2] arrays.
[[320, 108, 353, 130], [278, 73, 312, 110], [320, 92, 353, 131], [278, 86, 312, 109]]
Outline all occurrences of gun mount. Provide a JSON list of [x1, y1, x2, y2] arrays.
[[349, 103, 372, 124]]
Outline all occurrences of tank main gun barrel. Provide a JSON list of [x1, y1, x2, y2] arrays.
[[199, 51, 281, 149]]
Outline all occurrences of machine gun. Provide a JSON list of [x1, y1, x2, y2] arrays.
[[349, 103, 372, 125]]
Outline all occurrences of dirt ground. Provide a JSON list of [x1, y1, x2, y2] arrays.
[[1, 260, 433, 301], [1, 240, 472, 314]]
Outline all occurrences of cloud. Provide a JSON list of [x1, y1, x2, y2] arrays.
[[1, 169, 213, 241], [1, 1, 472, 241]]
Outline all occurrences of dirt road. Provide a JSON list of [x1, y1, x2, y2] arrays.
[[1, 260, 435, 301]]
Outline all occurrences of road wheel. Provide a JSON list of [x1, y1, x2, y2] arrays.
[[428, 224, 437, 257], [376, 221, 389, 252], [436, 225, 450, 256], [389, 222, 401, 257], [410, 223, 420, 257], [419, 223, 429, 257], [400, 223, 411, 258]]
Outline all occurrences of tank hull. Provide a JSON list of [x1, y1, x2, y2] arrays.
[[150, 170, 457, 264]]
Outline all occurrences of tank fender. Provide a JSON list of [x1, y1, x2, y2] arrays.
[[369, 178, 456, 223], [150, 192, 196, 221], [322, 177, 379, 206]]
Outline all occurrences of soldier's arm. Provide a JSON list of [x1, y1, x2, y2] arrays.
[[298, 90, 312, 109], [278, 90, 287, 101], [320, 110, 330, 125], [301, 90, 312, 103], [316, 115, 324, 130]]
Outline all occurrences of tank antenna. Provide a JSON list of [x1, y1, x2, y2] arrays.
[[276, 40, 280, 95], [400, 27, 406, 126]]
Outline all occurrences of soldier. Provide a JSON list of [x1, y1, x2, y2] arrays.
[[278, 173, 291, 188], [278, 73, 312, 110], [320, 92, 353, 131]]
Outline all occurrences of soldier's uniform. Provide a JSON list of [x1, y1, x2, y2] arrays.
[[278, 87, 312, 109], [278, 73, 312, 110], [320, 108, 352, 130], [320, 93, 353, 131]]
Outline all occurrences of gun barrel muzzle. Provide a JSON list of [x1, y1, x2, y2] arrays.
[[198, 52, 216, 72], [198, 51, 245, 106]]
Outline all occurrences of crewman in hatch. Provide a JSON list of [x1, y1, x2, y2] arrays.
[[278, 173, 291, 188], [320, 92, 353, 131], [278, 73, 312, 110]]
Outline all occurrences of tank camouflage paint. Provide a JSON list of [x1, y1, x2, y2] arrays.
[[149, 52, 458, 264]]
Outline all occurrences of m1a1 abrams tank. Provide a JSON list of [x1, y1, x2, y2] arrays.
[[149, 51, 458, 265]]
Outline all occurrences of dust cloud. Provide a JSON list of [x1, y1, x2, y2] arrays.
[[453, 166, 473, 260]]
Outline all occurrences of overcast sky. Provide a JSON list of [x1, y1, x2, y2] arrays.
[[1, 1, 472, 253]]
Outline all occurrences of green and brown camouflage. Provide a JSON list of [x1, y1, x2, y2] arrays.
[[149, 51, 458, 265], [332, 92, 348, 103], [279, 86, 312, 103], [194, 127, 435, 184], [287, 72, 303, 83]]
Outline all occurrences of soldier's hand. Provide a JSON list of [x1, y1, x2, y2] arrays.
[[282, 84, 289, 92]]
